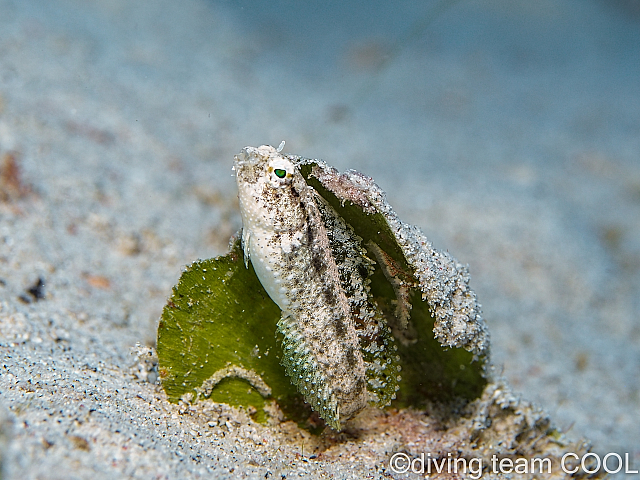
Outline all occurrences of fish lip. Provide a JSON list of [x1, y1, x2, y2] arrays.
[[233, 145, 278, 168], [233, 146, 259, 168]]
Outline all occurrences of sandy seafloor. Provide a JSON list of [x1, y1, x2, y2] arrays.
[[0, 0, 639, 478]]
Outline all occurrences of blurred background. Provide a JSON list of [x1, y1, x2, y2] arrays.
[[1, 0, 639, 472]]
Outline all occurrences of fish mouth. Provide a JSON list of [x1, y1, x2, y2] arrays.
[[233, 147, 259, 169], [233, 145, 278, 183], [233, 145, 279, 168]]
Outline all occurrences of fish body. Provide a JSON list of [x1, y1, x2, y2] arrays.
[[234, 145, 368, 428]]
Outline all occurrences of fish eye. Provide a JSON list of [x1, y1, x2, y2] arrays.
[[267, 157, 295, 186]]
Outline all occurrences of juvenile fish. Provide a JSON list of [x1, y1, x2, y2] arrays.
[[234, 145, 372, 429]]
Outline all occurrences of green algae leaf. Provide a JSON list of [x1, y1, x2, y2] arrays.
[[158, 149, 489, 428], [157, 240, 310, 424]]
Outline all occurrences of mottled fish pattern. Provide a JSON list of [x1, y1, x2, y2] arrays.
[[234, 145, 399, 429]]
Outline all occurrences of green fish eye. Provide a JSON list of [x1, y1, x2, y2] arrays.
[[274, 169, 286, 179]]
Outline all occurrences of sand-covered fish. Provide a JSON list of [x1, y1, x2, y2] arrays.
[[233, 144, 399, 429]]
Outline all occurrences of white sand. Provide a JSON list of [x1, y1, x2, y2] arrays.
[[1, 0, 638, 478]]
